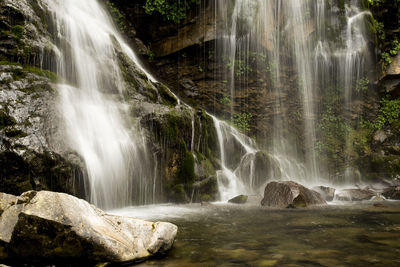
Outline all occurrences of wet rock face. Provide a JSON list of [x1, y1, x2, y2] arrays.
[[261, 181, 326, 208], [0, 0, 89, 197], [0, 64, 87, 197], [0, 191, 178, 264]]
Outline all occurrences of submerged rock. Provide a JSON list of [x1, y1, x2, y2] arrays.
[[382, 186, 400, 200], [0, 191, 177, 264], [228, 195, 248, 204], [312, 186, 336, 201], [335, 189, 375, 201], [261, 181, 326, 208]]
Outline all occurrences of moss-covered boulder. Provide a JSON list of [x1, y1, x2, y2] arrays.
[[228, 195, 248, 204]]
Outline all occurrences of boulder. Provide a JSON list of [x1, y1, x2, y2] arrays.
[[335, 189, 375, 201], [382, 186, 400, 200], [0, 191, 177, 264], [228, 195, 248, 204], [261, 181, 326, 208], [312, 186, 336, 201], [0, 193, 17, 216]]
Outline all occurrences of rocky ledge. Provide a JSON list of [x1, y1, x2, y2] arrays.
[[0, 191, 177, 265]]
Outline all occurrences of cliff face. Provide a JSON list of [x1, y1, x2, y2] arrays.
[[0, 0, 86, 197], [113, 0, 400, 181], [0, 0, 222, 204]]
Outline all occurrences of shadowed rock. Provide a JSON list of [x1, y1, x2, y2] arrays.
[[261, 181, 326, 208], [0, 191, 177, 264], [383, 186, 400, 200]]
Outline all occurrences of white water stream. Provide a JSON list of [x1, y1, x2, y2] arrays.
[[44, 0, 157, 209]]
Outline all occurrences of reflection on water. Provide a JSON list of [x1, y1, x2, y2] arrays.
[[111, 202, 400, 266]]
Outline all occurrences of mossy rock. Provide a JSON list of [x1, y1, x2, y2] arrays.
[[0, 109, 16, 130], [228, 195, 248, 204], [177, 151, 195, 185], [169, 184, 186, 203], [193, 175, 219, 202]]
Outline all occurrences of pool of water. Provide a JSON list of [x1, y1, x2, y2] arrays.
[[111, 201, 400, 266]]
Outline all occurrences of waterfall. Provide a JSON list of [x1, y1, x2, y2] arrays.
[[211, 115, 259, 201], [214, 0, 374, 188], [43, 0, 157, 209]]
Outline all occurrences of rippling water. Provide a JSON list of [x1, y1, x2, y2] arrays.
[[111, 202, 400, 266]]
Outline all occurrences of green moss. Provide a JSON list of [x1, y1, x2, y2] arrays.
[[24, 66, 58, 82], [0, 61, 21, 66], [144, 0, 200, 23], [178, 151, 195, 185], [105, 0, 126, 32], [170, 184, 186, 203], [203, 157, 216, 177], [5, 129, 27, 138], [11, 25, 24, 40], [199, 194, 211, 202], [0, 109, 16, 130], [230, 112, 253, 133]]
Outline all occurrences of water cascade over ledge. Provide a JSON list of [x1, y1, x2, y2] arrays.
[[43, 0, 156, 209], [214, 0, 374, 186]]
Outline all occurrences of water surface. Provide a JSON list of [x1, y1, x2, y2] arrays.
[[111, 202, 400, 266]]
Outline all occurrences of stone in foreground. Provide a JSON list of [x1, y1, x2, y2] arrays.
[[228, 195, 248, 204], [0, 191, 177, 264], [261, 181, 327, 208]]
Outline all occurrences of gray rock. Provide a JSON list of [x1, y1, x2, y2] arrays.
[[0, 191, 177, 263], [261, 181, 326, 208], [386, 54, 400, 76], [312, 186, 336, 201], [373, 130, 388, 143], [335, 189, 375, 201]]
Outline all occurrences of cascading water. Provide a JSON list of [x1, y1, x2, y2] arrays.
[[43, 0, 157, 209], [211, 115, 260, 200], [214, 0, 374, 190]]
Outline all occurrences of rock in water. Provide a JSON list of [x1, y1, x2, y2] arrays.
[[228, 195, 248, 204], [312, 186, 336, 201], [0, 191, 177, 264], [335, 189, 375, 201], [261, 181, 326, 208], [382, 186, 400, 200]]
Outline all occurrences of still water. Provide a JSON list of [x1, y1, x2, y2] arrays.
[[111, 202, 400, 266]]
